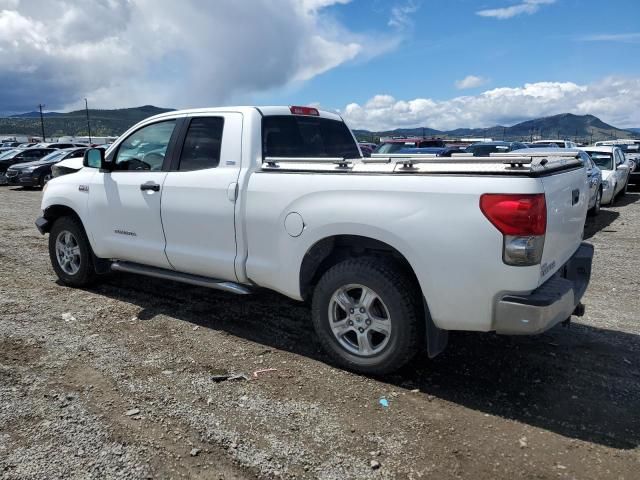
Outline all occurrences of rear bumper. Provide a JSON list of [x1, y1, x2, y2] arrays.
[[493, 242, 594, 335], [0, 172, 7, 185]]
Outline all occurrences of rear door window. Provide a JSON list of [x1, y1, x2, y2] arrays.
[[263, 116, 360, 159], [178, 117, 224, 171]]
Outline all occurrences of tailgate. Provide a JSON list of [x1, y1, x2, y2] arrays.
[[538, 165, 589, 284]]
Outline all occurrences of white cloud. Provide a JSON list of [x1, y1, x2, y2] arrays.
[[477, 0, 556, 20], [340, 77, 640, 131], [455, 75, 488, 90], [0, 0, 397, 113], [388, 0, 420, 28], [578, 32, 640, 43]]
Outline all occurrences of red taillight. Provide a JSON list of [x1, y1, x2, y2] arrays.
[[480, 194, 546, 236], [290, 106, 319, 116]]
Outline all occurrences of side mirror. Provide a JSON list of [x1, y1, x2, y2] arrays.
[[83, 148, 107, 169]]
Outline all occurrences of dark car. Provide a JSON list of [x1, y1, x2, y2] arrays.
[[397, 146, 468, 157], [32, 142, 88, 150], [6, 147, 87, 188], [465, 141, 529, 157], [0, 148, 56, 184], [375, 137, 446, 154]]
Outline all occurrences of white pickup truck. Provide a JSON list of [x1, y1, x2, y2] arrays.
[[36, 106, 594, 374]]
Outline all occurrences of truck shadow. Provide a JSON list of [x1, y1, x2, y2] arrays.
[[90, 275, 640, 451], [583, 210, 619, 240]]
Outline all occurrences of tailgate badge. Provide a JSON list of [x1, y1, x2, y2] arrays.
[[79, 185, 89, 192]]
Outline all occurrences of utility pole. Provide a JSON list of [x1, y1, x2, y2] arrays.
[[503, 127, 506, 141], [590, 128, 593, 145], [85, 98, 92, 144], [38, 104, 46, 141]]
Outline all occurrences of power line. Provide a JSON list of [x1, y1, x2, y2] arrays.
[[85, 98, 92, 144], [38, 104, 46, 141]]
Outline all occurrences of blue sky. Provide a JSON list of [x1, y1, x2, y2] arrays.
[[264, 0, 640, 109], [1, 0, 639, 130]]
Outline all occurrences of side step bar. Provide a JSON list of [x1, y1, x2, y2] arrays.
[[111, 261, 252, 295]]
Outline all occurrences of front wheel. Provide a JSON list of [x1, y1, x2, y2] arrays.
[[589, 188, 602, 216], [48, 217, 98, 287], [39, 173, 52, 188], [311, 257, 423, 375]]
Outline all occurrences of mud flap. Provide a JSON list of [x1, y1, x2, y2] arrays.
[[423, 297, 448, 358]]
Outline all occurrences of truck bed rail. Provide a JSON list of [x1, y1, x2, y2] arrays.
[[261, 152, 584, 176]]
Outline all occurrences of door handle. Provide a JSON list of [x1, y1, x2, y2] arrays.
[[140, 181, 160, 192]]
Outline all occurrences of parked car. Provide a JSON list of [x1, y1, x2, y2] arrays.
[[465, 141, 529, 156], [613, 144, 639, 185], [524, 142, 560, 149], [51, 145, 110, 178], [36, 105, 594, 375], [0, 148, 56, 184], [532, 140, 578, 149], [397, 146, 467, 157], [582, 146, 631, 204], [32, 142, 88, 149], [375, 137, 446, 153], [6, 147, 87, 188], [1, 142, 21, 148], [358, 144, 374, 157], [513, 148, 603, 215], [17, 143, 38, 149]]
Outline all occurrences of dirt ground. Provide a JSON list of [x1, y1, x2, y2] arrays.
[[0, 185, 639, 480]]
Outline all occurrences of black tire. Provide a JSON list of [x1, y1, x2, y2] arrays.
[[311, 257, 423, 375], [39, 173, 52, 188], [48, 216, 98, 287], [621, 179, 628, 196], [589, 188, 602, 216]]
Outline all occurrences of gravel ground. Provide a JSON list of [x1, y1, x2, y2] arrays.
[[0, 186, 639, 480]]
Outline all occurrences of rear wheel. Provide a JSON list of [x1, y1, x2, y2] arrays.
[[311, 257, 423, 375], [48, 217, 98, 287]]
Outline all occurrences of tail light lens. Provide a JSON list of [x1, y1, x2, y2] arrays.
[[480, 193, 547, 266]]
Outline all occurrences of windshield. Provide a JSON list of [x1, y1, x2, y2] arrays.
[[38, 150, 69, 163], [588, 152, 613, 170], [0, 149, 19, 160], [262, 116, 360, 159]]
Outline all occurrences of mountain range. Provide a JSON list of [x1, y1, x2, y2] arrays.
[[0, 106, 174, 138], [354, 113, 638, 143], [0, 107, 637, 143]]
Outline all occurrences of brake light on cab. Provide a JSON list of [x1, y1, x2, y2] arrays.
[[290, 106, 319, 116], [480, 193, 547, 266]]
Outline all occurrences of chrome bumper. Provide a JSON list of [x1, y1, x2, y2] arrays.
[[493, 243, 594, 335]]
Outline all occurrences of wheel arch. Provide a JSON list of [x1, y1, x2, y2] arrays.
[[42, 204, 110, 274], [299, 234, 448, 358], [299, 234, 420, 303], [42, 204, 85, 232]]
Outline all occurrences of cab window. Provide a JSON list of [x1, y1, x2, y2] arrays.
[[178, 117, 224, 171], [113, 120, 176, 171]]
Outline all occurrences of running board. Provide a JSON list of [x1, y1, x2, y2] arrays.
[[110, 261, 252, 295]]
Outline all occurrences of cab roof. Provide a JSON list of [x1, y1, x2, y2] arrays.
[[144, 106, 343, 122]]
